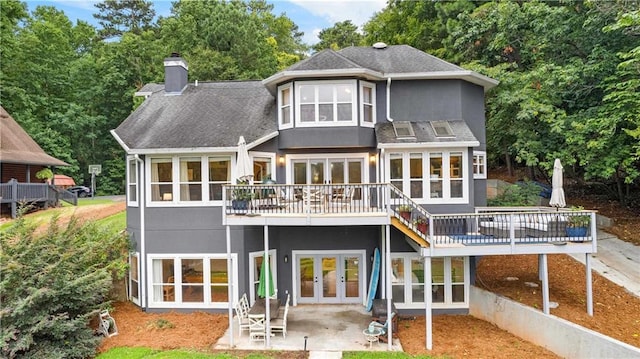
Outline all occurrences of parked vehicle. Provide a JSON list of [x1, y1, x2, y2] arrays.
[[67, 185, 92, 198]]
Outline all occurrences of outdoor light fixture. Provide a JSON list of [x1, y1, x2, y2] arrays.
[[370, 154, 376, 163], [284, 254, 288, 263], [278, 156, 285, 165]]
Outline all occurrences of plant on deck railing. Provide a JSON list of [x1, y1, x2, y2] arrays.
[[413, 216, 428, 234], [567, 206, 590, 228], [397, 204, 412, 221], [232, 179, 254, 201]]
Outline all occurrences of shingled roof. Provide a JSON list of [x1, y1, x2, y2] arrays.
[[375, 120, 479, 147], [0, 106, 69, 166], [112, 81, 277, 152]]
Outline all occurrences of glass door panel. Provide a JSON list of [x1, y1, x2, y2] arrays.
[[343, 256, 360, 298], [321, 256, 337, 300], [298, 257, 316, 301], [310, 160, 325, 184], [330, 160, 345, 184]]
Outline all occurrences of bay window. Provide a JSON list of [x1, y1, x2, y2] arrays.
[[297, 81, 355, 125], [387, 149, 469, 203]]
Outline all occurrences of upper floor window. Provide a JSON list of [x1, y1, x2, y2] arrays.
[[251, 152, 275, 183], [278, 84, 293, 129], [127, 157, 138, 207], [297, 81, 355, 126], [360, 81, 376, 127], [473, 151, 487, 179]]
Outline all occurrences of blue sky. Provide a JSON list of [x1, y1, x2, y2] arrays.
[[26, 0, 387, 45]]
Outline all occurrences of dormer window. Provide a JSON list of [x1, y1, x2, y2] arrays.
[[393, 121, 415, 139]]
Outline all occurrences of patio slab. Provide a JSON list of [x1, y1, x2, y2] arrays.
[[214, 304, 403, 352]]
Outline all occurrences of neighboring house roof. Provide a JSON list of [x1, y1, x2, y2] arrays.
[[263, 44, 498, 91], [375, 120, 480, 149], [112, 81, 277, 154], [0, 106, 69, 166], [53, 174, 75, 186]]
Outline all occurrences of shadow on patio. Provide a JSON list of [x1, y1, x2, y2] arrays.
[[214, 304, 403, 352]]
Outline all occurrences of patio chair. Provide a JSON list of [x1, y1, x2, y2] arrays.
[[235, 301, 250, 337], [163, 276, 175, 301], [240, 293, 249, 313], [368, 311, 396, 343], [270, 302, 288, 338], [278, 293, 290, 318], [248, 314, 267, 342]]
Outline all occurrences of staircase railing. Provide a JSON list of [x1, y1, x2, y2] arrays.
[[387, 185, 431, 242]]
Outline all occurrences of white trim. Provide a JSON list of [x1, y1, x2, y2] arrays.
[[126, 156, 139, 207], [117, 133, 278, 156], [248, 249, 278, 305], [294, 80, 358, 128], [163, 59, 188, 70], [291, 250, 367, 306], [263, 68, 383, 86], [146, 253, 238, 309], [360, 80, 376, 128], [110, 129, 131, 153], [473, 151, 487, 179], [385, 71, 499, 91], [378, 141, 480, 149]]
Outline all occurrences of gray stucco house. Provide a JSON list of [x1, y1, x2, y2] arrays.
[[112, 44, 597, 349]]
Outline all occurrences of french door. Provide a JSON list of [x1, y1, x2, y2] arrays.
[[294, 250, 365, 304], [289, 155, 366, 186]]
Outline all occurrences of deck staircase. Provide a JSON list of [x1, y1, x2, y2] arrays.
[[388, 186, 431, 248]]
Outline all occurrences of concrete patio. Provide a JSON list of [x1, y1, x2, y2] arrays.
[[214, 304, 403, 353]]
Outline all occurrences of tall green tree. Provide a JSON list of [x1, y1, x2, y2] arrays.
[[93, 0, 156, 40], [312, 20, 363, 52]]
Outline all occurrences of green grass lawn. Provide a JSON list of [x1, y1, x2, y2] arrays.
[[97, 348, 304, 359]]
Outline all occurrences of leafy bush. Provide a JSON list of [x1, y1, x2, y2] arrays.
[[0, 214, 129, 358], [487, 181, 542, 206]]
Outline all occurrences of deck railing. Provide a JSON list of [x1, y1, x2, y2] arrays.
[[222, 183, 597, 246], [1, 180, 77, 217]]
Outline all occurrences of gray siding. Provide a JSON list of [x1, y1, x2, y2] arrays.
[[278, 127, 376, 149], [460, 82, 487, 148], [390, 80, 464, 121]]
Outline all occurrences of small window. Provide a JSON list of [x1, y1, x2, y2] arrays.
[[278, 84, 293, 129], [431, 121, 454, 137], [127, 157, 138, 206], [473, 151, 487, 179], [393, 121, 415, 139], [360, 81, 376, 127]]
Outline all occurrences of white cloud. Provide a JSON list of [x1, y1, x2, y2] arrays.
[[43, 0, 99, 11], [290, 0, 386, 28]]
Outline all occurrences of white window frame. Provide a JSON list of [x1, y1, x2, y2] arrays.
[[360, 81, 376, 127], [129, 252, 140, 305], [390, 253, 469, 309], [278, 83, 293, 130], [473, 151, 487, 179], [147, 253, 238, 309], [146, 154, 234, 207], [385, 149, 469, 204], [284, 153, 370, 185], [127, 156, 139, 207], [250, 151, 277, 183], [294, 80, 357, 127], [249, 249, 278, 305]]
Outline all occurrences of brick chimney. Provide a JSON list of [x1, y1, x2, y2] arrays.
[[163, 52, 188, 94]]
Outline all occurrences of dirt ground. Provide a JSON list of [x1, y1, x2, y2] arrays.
[[11, 197, 639, 357]]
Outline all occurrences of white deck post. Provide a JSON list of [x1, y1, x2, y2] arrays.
[[424, 256, 433, 350], [541, 254, 550, 315], [385, 224, 392, 349], [264, 225, 270, 347], [226, 225, 234, 347], [381, 225, 387, 299], [586, 253, 593, 316]]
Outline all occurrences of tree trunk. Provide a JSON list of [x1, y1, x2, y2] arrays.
[[615, 174, 626, 206], [505, 150, 513, 177]]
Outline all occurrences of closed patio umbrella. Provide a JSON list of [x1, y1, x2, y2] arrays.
[[549, 158, 566, 209], [236, 136, 253, 183], [257, 254, 275, 298]]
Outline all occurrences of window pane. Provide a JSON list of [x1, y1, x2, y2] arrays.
[[450, 153, 462, 178], [319, 104, 333, 121], [209, 157, 230, 201], [391, 258, 405, 303], [390, 154, 402, 180], [182, 259, 204, 303], [151, 159, 172, 201], [281, 87, 290, 106], [293, 161, 307, 184], [300, 104, 315, 122], [411, 259, 424, 302], [336, 84, 352, 102], [337, 103, 352, 121], [129, 160, 137, 182], [253, 157, 271, 183], [300, 86, 314, 103], [451, 181, 463, 198], [430, 153, 443, 199], [129, 185, 137, 202], [281, 107, 290, 125], [211, 259, 229, 302], [153, 258, 175, 302], [130, 255, 139, 300], [452, 284, 465, 302], [362, 86, 372, 103], [318, 85, 333, 102], [363, 105, 373, 123], [431, 258, 444, 303], [451, 257, 465, 283]]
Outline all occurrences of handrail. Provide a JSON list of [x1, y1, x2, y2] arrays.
[[387, 185, 431, 242]]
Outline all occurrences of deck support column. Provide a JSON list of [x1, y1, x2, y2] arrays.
[[381, 225, 387, 299], [226, 225, 234, 347], [264, 225, 271, 347], [541, 254, 550, 315], [385, 224, 392, 349], [586, 254, 593, 316], [424, 256, 433, 350]]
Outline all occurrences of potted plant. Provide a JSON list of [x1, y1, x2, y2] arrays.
[[397, 204, 412, 221], [566, 206, 590, 237], [232, 179, 253, 211], [413, 216, 428, 234]]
